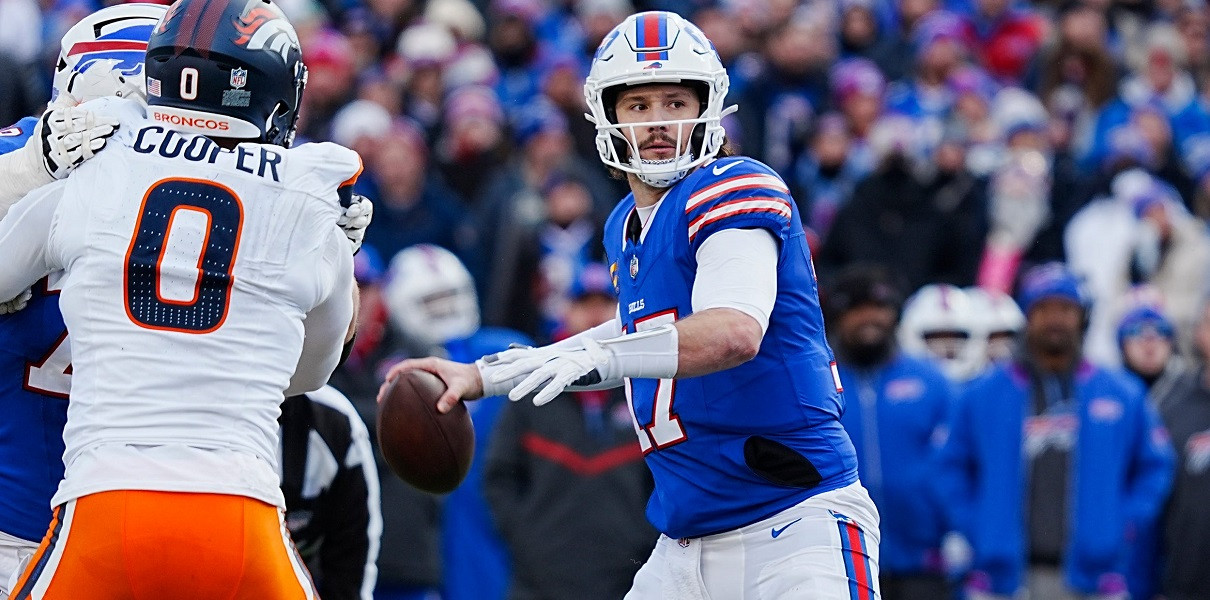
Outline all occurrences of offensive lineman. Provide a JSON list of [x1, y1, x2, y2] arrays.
[[387, 11, 882, 599], [0, 0, 358, 597]]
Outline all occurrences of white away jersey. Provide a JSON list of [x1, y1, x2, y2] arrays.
[[0, 97, 358, 507]]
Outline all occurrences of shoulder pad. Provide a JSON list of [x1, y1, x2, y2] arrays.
[[284, 142, 364, 204]]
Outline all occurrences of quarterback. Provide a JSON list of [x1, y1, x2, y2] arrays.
[[0, 0, 358, 597], [386, 11, 881, 600]]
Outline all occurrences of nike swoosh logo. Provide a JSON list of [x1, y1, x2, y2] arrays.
[[771, 517, 803, 538], [712, 160, 744, 176]]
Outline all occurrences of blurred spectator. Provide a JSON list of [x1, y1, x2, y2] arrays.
[[826, 266, 956, 600], [1118, 303, 1187, 396], [436, 85, 511, 207], [484, 263, 656, 600], [1067, 172, 1210, 365], [537, 55, 600, 163], [299, 29, 358, 141], [963, 0, 1047, 83], [870, 0, 939, 83], [923, 123, 987, 286], [330, 99, 393, 161], [381, 245, 533, 600], [1030, 2, 1118, 156], [885, 10, 973, 141], [793, 113, 865, 237], [0, 0, 45, 124], [396, 22, 457, 130], [489, 0, 553, 116], [360, 118, 471, 263], [831, 57, 886, 175], [947, 65, 1001, 175], [1084, 22, 1210, 173], [1153, 298, 1210, 600], [980, 88, 1088, 292], [898, 284, 987, 383], [838, 0, 884, 61], [477, 101, 614, 333], [735, 12, 833, 172], [819, 115, 974, 293], [939, 262, 1174, 600]]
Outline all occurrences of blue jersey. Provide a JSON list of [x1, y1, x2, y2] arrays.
[[0, 117, 69, 543], [603, 156, 859, 539]]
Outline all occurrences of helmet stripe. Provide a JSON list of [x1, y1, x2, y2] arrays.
[[173, 0, 208, 50], [193, 0, 226, 58], [657, 12, 667, 47], [67, 40, 147, 56]]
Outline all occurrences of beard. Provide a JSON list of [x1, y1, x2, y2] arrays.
[[837, 331, 894, 368]]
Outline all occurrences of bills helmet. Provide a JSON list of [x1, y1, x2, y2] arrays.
[[899, 284, 986, 381], [384, 245, 480, 348], [145, 0, 307, 146], [966, 287, 1025, 363], [51, 4, 169, 107], [584, 11, 735, 188]]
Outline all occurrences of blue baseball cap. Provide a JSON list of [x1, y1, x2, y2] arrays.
[[354, 244, 385, 286], [1018, 262, 1086, 315]]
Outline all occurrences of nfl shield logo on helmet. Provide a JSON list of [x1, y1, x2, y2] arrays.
[[230, 68, 248, 89]]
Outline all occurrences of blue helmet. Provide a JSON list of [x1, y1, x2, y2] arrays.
[[145, 0, 307, 147]]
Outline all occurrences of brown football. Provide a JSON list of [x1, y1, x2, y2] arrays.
[[376, 369, 474, 494]]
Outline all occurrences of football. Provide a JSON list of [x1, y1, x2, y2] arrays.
[[376, 369, 474, 494]]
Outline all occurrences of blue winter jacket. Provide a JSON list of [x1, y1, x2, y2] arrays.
[[837, 354, 954, 575], [938, 360, 1175, 596]]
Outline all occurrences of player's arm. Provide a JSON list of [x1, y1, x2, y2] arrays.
[[286, 231, 357, 396], [0, 106, 118, 219], [0, 181, 66, 305]]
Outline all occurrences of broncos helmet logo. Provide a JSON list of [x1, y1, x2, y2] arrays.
[[234, 5, 299, 64]]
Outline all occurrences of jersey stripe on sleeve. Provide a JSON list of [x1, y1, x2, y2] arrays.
[[685, 171, 793, 247]]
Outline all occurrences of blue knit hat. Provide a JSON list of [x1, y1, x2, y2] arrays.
[[1117, 305, 1176, 347], [1018, 262, 1086, 315]]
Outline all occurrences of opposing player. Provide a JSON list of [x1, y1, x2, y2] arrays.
[[386, 11, 881, 599], [0, 5, 165, 596], [0, 0, 359, 596]]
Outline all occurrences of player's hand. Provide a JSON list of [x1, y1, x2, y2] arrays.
[[0, 288, 32, 315], [505, 341, 609, 406], [337, 194, 373, 254], [36, 106, 120, 179], [380, 357, 483, 414]]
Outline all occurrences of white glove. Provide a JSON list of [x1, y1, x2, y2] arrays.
[[337, 194, 374, 254], [0, 288, 32, 315], [498, 340, 611, 406], [36, 106, 120, 179]]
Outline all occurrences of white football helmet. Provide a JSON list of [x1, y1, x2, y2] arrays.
[[899, 284, 986, 381], [384, 245, 480, 348], [51, 4, 168, 107], [966, 287, 1025, 363], [584, 11, 736, 188]]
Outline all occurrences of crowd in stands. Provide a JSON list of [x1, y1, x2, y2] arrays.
[[6, 0, 1210, 598]]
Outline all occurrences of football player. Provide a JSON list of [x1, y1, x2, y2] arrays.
[[0, 6, 164, 597], [385, 11, 882, 599], [0, 0, 359, 597]]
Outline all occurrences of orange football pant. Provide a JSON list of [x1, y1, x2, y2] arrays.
[[10, 490, 316, 600]]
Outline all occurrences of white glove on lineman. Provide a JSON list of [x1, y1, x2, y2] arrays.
[[36, 106, 120, 179], [0, 288, 33, 315], [337, 194, 374, 254], [502, 339, 611, 406]]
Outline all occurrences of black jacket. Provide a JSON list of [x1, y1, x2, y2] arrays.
[[484, 389, 657, 600]]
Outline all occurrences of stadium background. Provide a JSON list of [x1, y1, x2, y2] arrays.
[[3, 0, 1210, 598]]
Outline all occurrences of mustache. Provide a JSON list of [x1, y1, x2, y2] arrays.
[[639, 134, 678, 150]]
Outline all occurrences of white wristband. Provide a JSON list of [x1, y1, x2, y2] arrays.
[[594, 323, 679, 381]]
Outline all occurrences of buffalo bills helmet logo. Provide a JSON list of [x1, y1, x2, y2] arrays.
[[68, 24, 153, 79], [234, 5, 300, 64]]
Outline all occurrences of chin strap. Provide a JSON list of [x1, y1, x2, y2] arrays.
[[634, 150, 695, 188]]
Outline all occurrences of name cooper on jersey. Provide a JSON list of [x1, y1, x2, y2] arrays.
[[132, 124, 284, 182]]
